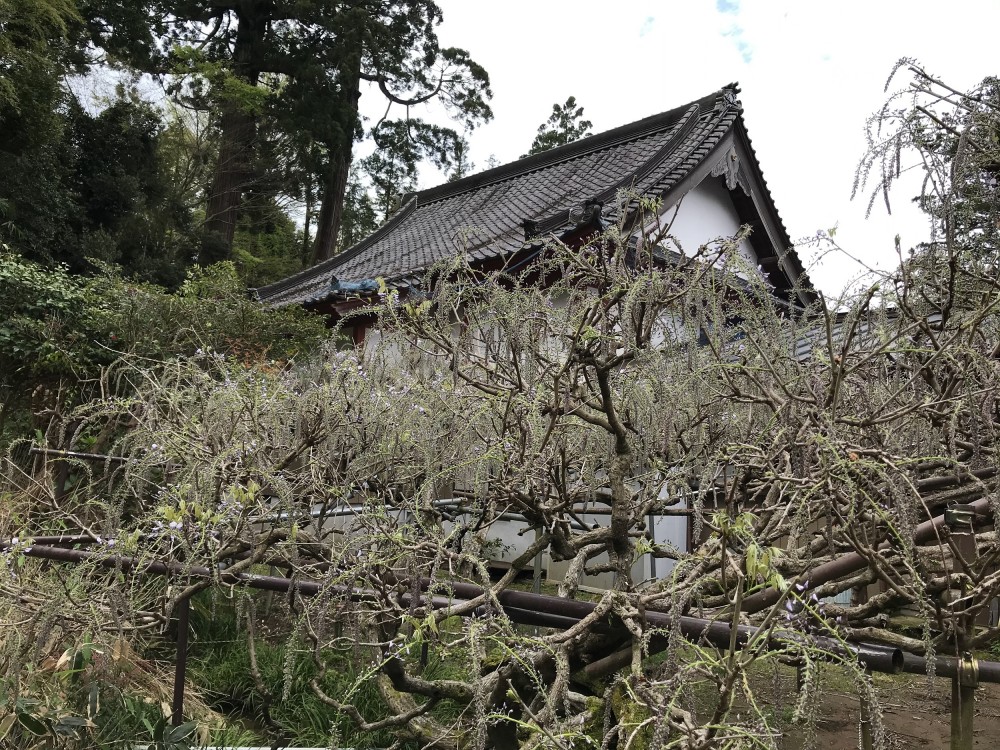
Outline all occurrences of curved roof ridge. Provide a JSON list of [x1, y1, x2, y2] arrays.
[[730, 114, 808, 287], [413, 85, 739, 208]]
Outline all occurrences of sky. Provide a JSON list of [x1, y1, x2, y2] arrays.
[[362, 0, 1000, 295]]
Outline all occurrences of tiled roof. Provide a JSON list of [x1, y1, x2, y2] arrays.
[[258, 85, 798, 307]]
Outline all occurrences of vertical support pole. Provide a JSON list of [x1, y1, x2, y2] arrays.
[[171, 596, 191, 726], [951, 680, 974, 750], [945, 506, 978, 750], [951, 652, 977, 750], [859, 668, 874, 750], [532, 527, 543, 596], [647, 513, 657, 581], [263, 565, 277, 616], [54, 461, 70, 506], [532, 528, 544, 636]]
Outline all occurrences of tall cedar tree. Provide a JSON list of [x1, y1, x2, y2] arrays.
[[83, 1, 492, 265]]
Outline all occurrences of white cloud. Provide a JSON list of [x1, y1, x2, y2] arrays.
[[378, 0, 1000, 294], [721, 23, 753, 62]]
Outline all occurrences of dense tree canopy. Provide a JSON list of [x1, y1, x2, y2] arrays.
[[0, 0, 493, 286], [0, 0, 83, 262], [78, 0, 493, 264]]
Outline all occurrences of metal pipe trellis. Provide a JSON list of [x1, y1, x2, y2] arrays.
[[12, 539, 1000, 728]]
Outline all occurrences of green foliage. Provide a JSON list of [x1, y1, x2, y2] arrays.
[[231, 202, 305, 288], [65, 92, 202, 283], [0, 694, 94, 748], [186, 596, 400, 748], [0, 254, 326, 446], [2, 74, 207, 279], [338, 168, 380, 251], [523, 96, 593, 157], [69, 95, 162, 231], [0, 255, 325, 382], [169, 45, 272, 116], [82, 0, 493, 263], [445, 136, 475, 182], [0, 254, 96, 380], [0, 0, 81, 112], [0, 0, 81, 263], [360, 120, 461, 218], [4, 0, 494, 278], [87, 261, 327, 363], [136, 717, 197, 750], [359, 120, 476, 220], [0, 634, 195, 750]]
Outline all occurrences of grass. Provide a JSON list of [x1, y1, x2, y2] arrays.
[[184, 592, 411, 748]]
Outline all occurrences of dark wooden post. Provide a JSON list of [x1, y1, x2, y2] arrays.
[[54, 460, 70, 506], [171, 596, 191, 726], [532, 528, 543, 636]]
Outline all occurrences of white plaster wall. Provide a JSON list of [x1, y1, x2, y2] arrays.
[[438, 513, 534, 564], [635, 513, 688, 583], [660, 177, 758, 269], [650, 311, 697, 349], [544, 512, 688, 591]]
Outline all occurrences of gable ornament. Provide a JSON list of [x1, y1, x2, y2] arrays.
[[711, 146, 750, 195]]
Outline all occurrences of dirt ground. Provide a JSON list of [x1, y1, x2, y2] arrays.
[[770, 668, 1000, 749]]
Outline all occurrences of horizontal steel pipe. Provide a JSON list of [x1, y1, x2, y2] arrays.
[[494, 606, 586, 631], [850, 641, 905, 674], [739, 497, 994, 615], [580, 617, 904, 679], [13, 543, 990, 684], [18, 543, 328, 596], [901, 652, 1000, 683]]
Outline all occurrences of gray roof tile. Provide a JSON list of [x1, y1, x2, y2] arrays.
[[258, 85, 800, 307]]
